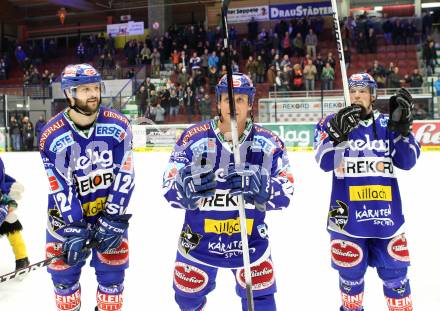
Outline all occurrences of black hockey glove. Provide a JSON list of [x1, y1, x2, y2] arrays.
[[325, 105, 362, 143], [94, 212, 132, 253], [388, 88, 414, 136], [62, 222, 91, 266]]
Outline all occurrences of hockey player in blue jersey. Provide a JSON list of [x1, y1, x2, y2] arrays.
[[163, 73, 294, 311], [314, 73, 420, 311], [39, 64, 134, 311]]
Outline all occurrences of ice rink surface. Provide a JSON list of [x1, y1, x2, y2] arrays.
[[0, 151, 439, 310]]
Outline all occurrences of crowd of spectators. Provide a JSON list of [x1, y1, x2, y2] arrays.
[[8, 114, 46, 151]]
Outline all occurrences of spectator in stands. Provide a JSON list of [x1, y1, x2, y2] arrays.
[[387, 66, 404, 88], [136, 85, 148, 117], [240, 38, 252, 60], [321, 62, 335, 90], [325, 52, 336, 69], [29, 67, 41, 85], [280, 54, 292, 71], [292, 64, 304, 91], [97, 54, 105, 71], [292, 33, 304, 57], [245, 56, 257, 84], [127, 68, 135, 79], [23, 70, 31, 86], [208, 51, 219, 71], [9, 116, 21, 151], [151, 48, 161, 77], [434, 75, 440, 96], [305, 29, 318, 58], [356, 31, 367, 54], [413, 102, 428, 119], [382, 14, 393, 45], [21, 116, 34, 151], [255, 55, 266, 83], [0, 58, 6, 80], [405, 69, 424, 90], [393, 19, 404, 45], [303, 59, 317, 91], [77, 42, 86, 62], [114, 62, 123, 79], [104, 53, 114, 70], [15, 46, 27, 69], [141, 44, 152, 65], [367, 27, 377, 53], [151, 103, 165, 124], [314, 54, 325, 81], [369, 60, 386, 88], [184, 86, 195, 123], [41, 69, 51, 86], [199, 93, 211, 121], [386, 62, 396, 78], [343, 45, 351, 70], [35, 115, 46, 140], [208, 66, 219, 92], [267, 64, 277, 91], [422, 12, 433, 40], [423, 40, 438, 76], [169, 89, 180, 117], [201, 49, 209, 75]]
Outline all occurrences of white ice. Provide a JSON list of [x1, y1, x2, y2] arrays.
[[0, 152, 439, 310]]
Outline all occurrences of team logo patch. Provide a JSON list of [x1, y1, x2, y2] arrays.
[[46, 242, 70, 271], [180, 225, 202, 254], [236, 259, 275, 290], [48, 207, 66, 231], [97, 239, 129, 265], [120, 151, 134, 174], [174, 261, 209, 293], [331, 239, 363, 268], [328, 200, 349, 230], [387, 234, 410, 262]]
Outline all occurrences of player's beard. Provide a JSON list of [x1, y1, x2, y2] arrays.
[[75, 97, 100, 114]]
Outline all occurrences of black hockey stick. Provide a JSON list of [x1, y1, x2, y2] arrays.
[[0, 240, 97, 284], [220, 1, 255, 310]]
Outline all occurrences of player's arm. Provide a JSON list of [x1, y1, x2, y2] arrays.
[[104, 123, 135, 216], [162, 131, 216, 210], [40, 150, 84, 224], [389, 131, 420, 170], [266, 147, 294, 211]]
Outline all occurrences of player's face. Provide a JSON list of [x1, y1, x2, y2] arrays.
[[350, 87, 373, 114], [73, 82, 101, 114], [219, 93, 250, 124]]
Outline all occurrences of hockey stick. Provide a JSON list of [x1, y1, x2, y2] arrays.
[[220, 1, 255, 310], [330, 0, 351, 107], [0, 240, 97, 284]]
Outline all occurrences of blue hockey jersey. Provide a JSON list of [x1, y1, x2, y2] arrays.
[[39, 107, 135, 239], [163, 118, 294, 268], [314, 111, 420, 238]]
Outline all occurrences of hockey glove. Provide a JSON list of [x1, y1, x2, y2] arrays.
[[388, 88, 414, 136], [326, 105, 362, 143], [62, 222, 91, 266], [9, 182, 24, 201], [175, 163, 217, 210], [225, 164, 272, 212], [94, 212, 132, 253], [0, 203, 8, 226]]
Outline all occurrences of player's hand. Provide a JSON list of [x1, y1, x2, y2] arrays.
[[0, 203, 8, 226], [326, 105, 362, 143], [62, 222, 91, 266], [93, 212, 131, 253], [175, 162, 217, 210], [388, 88, 414, 136], [224, 164, 272, 212], [9, 182, 24, 201]]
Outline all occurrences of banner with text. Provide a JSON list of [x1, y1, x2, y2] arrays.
[[269, 1, 332, 20], [107, 21, 145, 37], [227, 6, 270, 24]]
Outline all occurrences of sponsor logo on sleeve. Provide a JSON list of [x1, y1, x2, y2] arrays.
[[120, 151, 134, 174], [331, 239, 363, 268], [46, 169, 63, 194], [236, 259, 275, 290], [49, 131, 75, 153], [335, 157, 395, 178], [349, 185, 392, 201], [190, 138, 216, 157], [96, 124, 126, 142], [39, 119, 66, 151], [204, 217, 253, 236], [257, 224, 268, 238], [174, 261, 208, 293], [103, 110, 129, 126], [252, 135, 276, 154], [181, 124, 211, 145], [387, 234, 410, 262]]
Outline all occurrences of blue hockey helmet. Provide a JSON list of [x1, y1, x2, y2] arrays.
[[215, 73, 256, 106], [61, 64, 102, 92], [348, 73, 377, 100]]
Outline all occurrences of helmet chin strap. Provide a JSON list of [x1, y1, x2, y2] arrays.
[[69, 98, 101, 117]]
